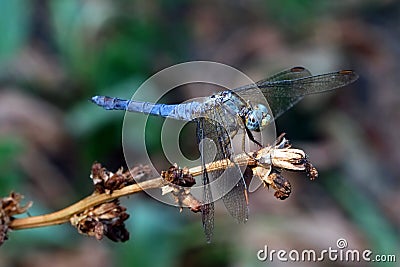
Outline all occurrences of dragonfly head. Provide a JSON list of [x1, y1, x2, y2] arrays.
[[245, 104, 272, 132]]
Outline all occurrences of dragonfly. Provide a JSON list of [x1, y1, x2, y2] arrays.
[[91, 66, 358, 242]]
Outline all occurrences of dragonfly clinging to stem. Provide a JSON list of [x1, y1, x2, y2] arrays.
[[91, 66, 358, 242]]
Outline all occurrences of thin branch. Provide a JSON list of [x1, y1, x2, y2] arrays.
[[9, 178, 164, 230], [8, 137, 316, 231]]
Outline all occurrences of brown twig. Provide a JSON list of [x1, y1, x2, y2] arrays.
[[9, 178, 164, 230], [8, 136, 317, 232]]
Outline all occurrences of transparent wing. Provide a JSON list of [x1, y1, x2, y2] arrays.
[[208, 103, 248, 223], [221, 173, 248, 222], [197, 103, 249, 228], [258, 68, 358, 96], [234, 67, 358, 119], [196, 118, 214, 243], [258, 67, 312, 118]]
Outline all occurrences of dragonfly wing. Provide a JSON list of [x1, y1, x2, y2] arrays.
[[196, 118, 215, 243], [258, 68, 359, 97], [205, 103, 249, 223], [197, 101, 249, 228], [264, 69, 358, 119], [259, 66, 312, 83], [234, 67, 312, 120], [265, 95, 303, 119], [221, 172, 248, 222], [260, 67, 312, 119], [234, 67, 358, 120]]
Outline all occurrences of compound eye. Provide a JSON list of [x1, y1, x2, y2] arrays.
[[245, 113, 259, 131], [253, 104, 271, 130]]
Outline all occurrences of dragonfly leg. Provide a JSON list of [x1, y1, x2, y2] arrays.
[[245, 126, 262, 147], [242, 128, 261, 161]]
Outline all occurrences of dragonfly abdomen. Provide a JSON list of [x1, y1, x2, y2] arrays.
[[91, 96, 201, 121], [91, 96, 129, 110]]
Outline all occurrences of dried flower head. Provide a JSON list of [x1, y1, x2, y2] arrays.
[[161, 165, 200, 212], [304, 160, 318, 180], [162, 184, 202, 213], [251, 166, 291, 200], [268, 170, 292, 200], [0, 192, 32, 246], [91, 163, 152, 194], [161, 164, 196, 187], [70, 199, 130, 242]]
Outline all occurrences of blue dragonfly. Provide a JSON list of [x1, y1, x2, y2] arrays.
[[91, 66, 358, 242]]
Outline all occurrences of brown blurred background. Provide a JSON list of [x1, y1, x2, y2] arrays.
[[0, 0, 399, 266]]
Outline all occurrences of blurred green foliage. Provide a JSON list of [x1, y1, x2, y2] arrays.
[[0, 0, 30, 61], [0, 137, 24, 195]]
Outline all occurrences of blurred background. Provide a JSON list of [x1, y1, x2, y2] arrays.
[[0, 0, 399, 266]]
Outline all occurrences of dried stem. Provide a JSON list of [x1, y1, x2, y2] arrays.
[[8, 138, 315, 231], [9, 178, 164, 230]]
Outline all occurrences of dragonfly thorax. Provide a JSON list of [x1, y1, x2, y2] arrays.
[[244, 104, 271, 131], [210, 91, 272, 132]]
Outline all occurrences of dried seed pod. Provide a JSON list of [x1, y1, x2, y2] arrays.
[[91, 163, 152, 193], [161, 164, 196, 187], [268, 171, 292, 200], [304, 160, 318, 180], [0, 192, 32, 246], [70, 199, 130, 242], [252, 167, 291, 200]]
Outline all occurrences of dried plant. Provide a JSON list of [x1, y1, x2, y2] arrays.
[[0, 192, 32, 246], [0, 135, 317, 245]]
